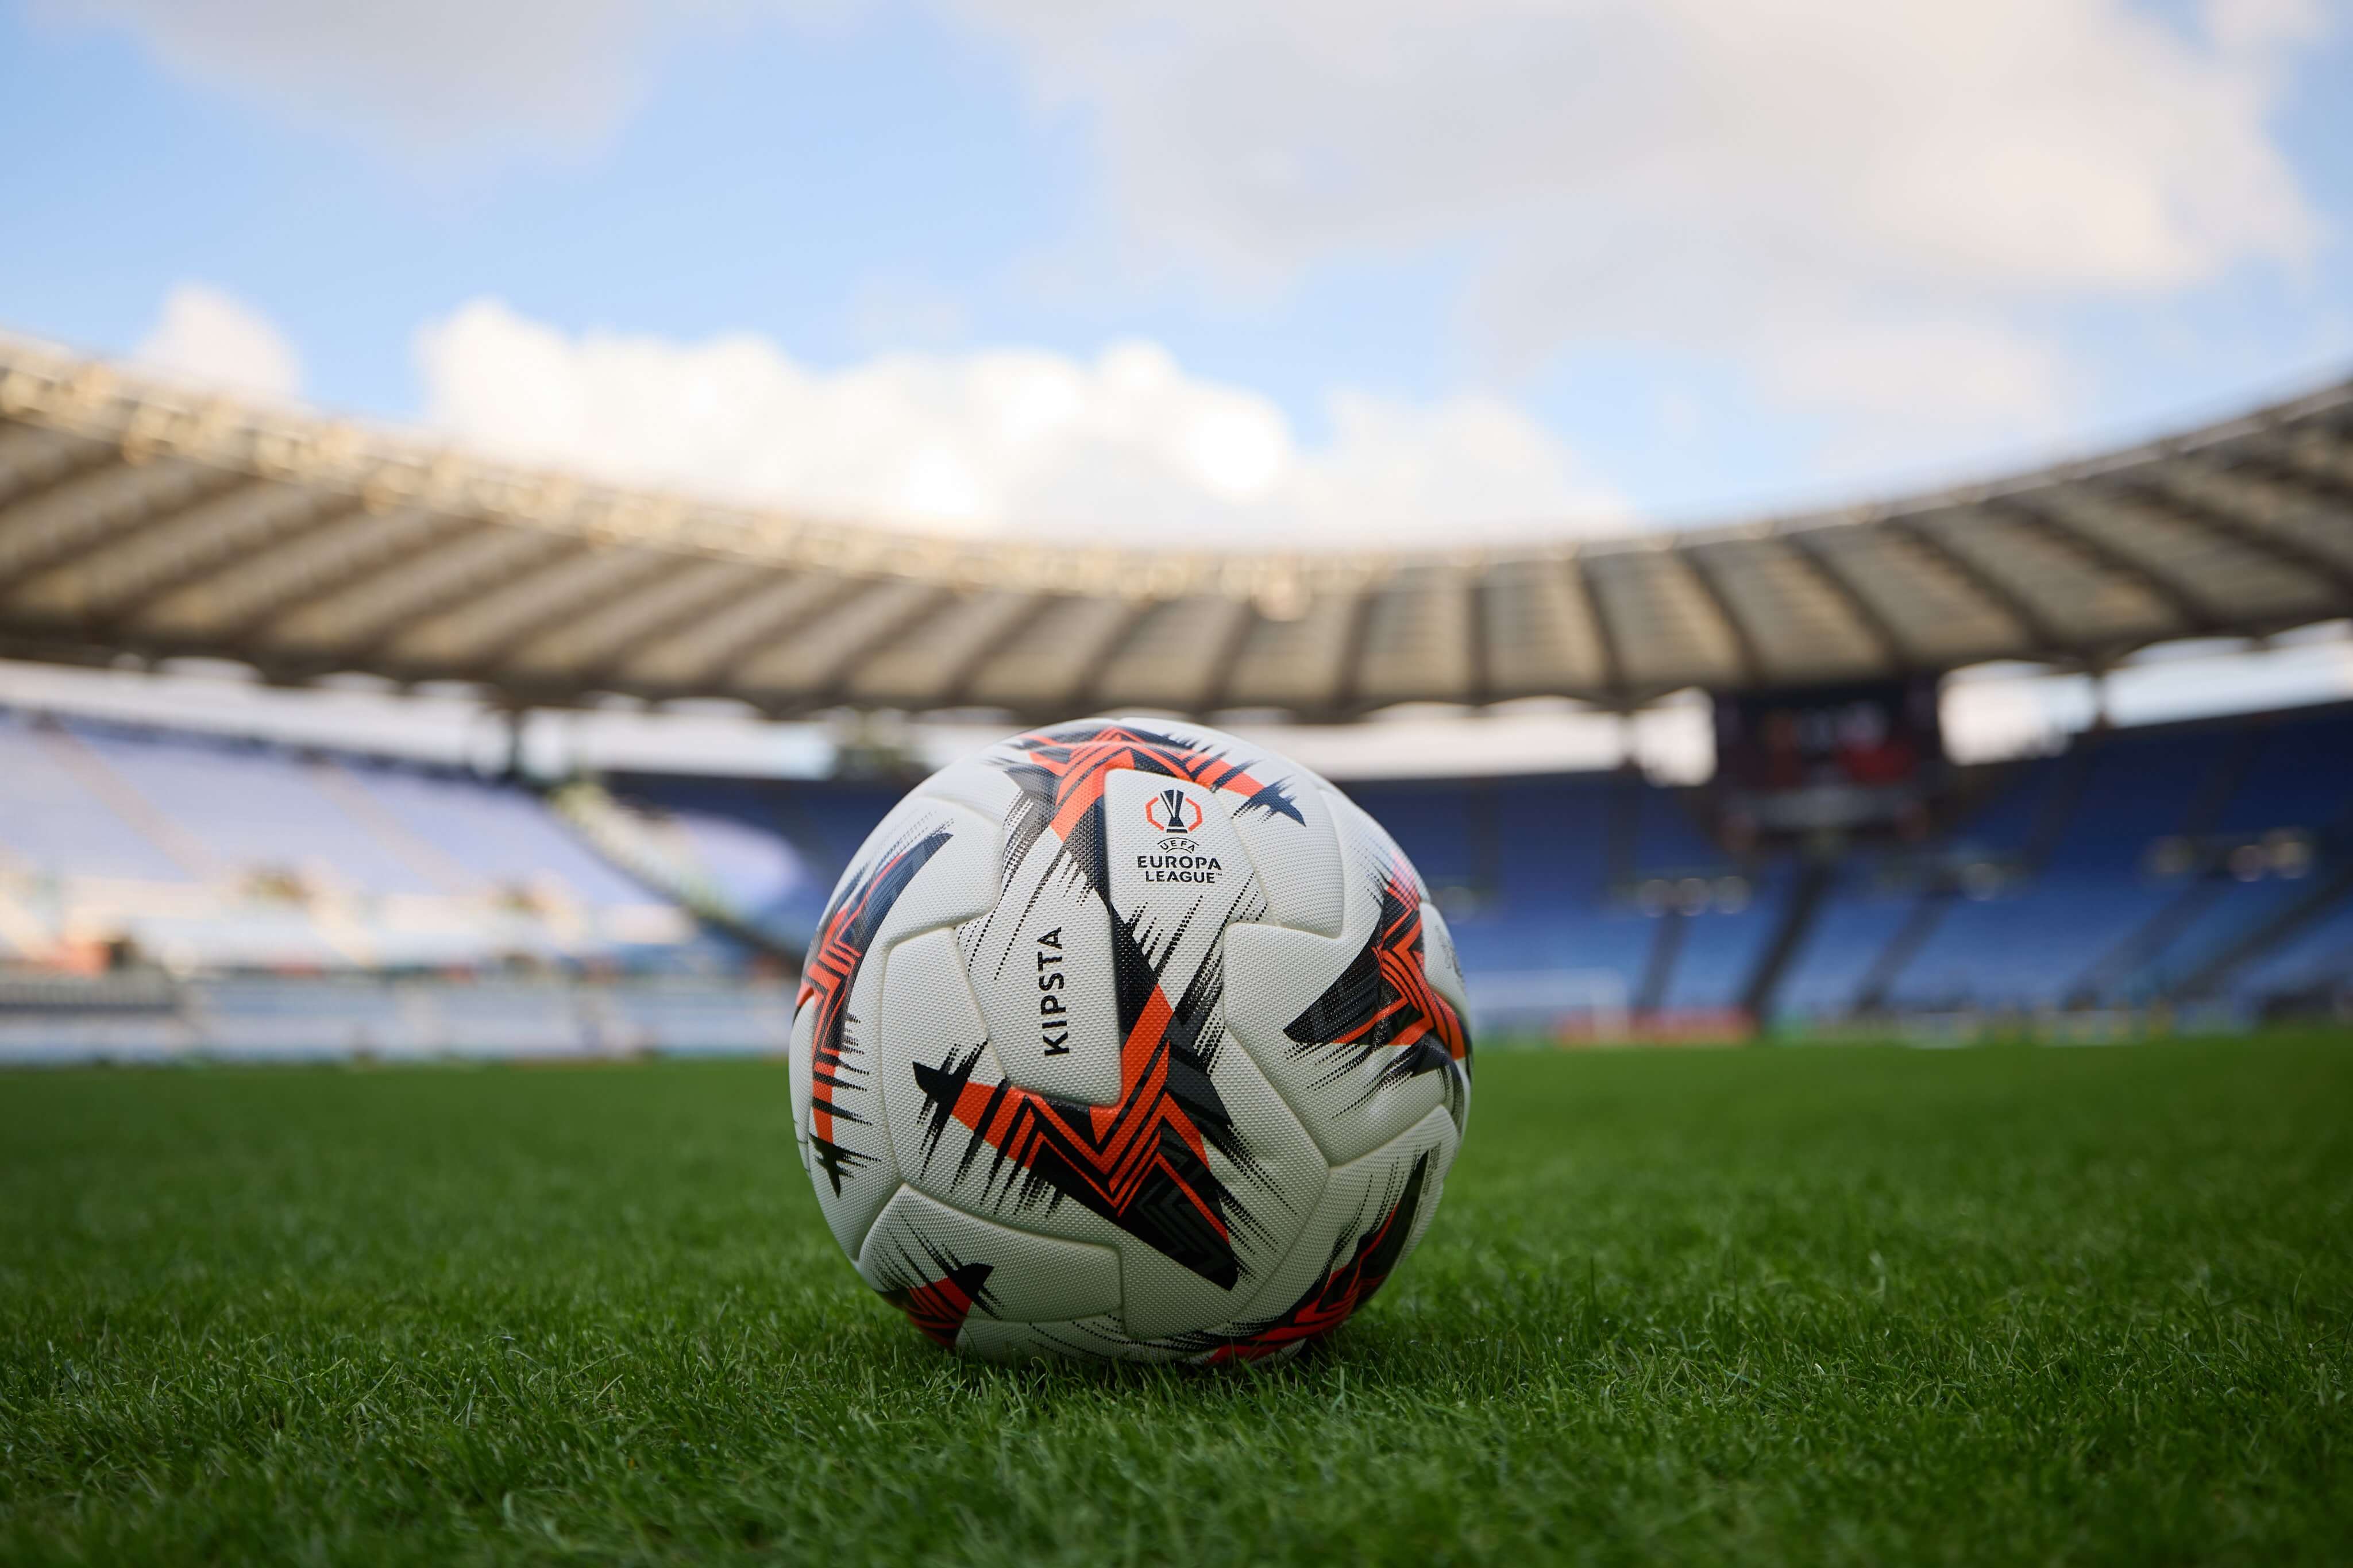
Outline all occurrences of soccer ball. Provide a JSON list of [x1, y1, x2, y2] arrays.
[[788, 717, 1472, 1361]]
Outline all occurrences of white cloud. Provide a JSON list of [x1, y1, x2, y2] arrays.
[[1753, 313, 2084, 473], [951, 0, 2323, 441], [2204, 0, 2329, 55], [52, 0, 2332, 481], [964, 0, 2317, 289], [132, 283, 303, 401], [36, 0, 696, 157], [40, 1, 576, 149], [414, 298, 1625, 547], [57, 0, 2323, 299], [846, 275, 972, 352]]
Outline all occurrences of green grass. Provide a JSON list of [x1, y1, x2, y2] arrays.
[[2, 1038, 2350, 1566]]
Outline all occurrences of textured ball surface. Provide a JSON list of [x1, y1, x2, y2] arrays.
[[788, 718, 1472, 1361]]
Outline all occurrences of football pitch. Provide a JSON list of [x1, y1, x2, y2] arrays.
[[3, 1037, 2349, 1565]]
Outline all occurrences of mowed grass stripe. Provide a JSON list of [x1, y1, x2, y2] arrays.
[[2, 1038, 2348, 1565]]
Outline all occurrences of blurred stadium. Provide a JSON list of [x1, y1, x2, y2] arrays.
[[3, 333, 2348, 1061]]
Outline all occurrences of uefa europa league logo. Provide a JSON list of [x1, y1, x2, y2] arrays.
[[1145, 786, 1203, 843]]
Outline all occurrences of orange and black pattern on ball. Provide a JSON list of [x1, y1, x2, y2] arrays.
[[1196, 1150, 1430, 1363], [1284, 855, 1471, 1086], [797, 824, 952, 1193], [881, 1260, 994, 1350], [912, 910, 1264, 1289], [992, 720, 1302, 896]]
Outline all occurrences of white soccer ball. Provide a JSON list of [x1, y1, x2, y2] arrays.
[[788, 717, 1472, 1361]]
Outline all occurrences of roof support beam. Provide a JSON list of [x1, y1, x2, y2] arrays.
[[1463, 567, 1493, 706], [467, 551, 686, 674], [617, 571, 843, 694], [793, 585, 962, 715], [846, 590, 1040, 710], [277, 527, 577, 673], [0, 427, 114, 511], [1565, 555, 1626, 705], [341, 536, 599, 674], [1192, 598, 1264, 717], [2251, 428, 2353, 499], [223, 510, 473, 652], [1779, 530, 1915, 673], [1986, 495, 2224, 638], [568, 565, 783, 696], [1325, 582, 1380, 719], [1676, 546, 1766, 688], [2169, 458, 2353, 604], [1885, 515, 2087, 665], [1069, 597, 1161, 720], [699, 576, 887, 705], [85, 496, 372, 639], [934, 595, 1050, 714], [0, 459, 247, 599]]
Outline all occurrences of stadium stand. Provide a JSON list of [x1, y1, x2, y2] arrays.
[[0, 705, 726, 972], [0, 971, 795, 1064], [0, 708, 807, 1062], [3, 695, 2347, 1060], [1853, 709, 2350, 1018], [1, 333, 2348, 1056], [604, 699, 2353, 1038]]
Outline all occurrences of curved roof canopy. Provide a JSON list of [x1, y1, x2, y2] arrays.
[[1, 333, 2348, 722]]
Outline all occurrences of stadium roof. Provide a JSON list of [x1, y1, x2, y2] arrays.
[[2, 332, 2349, 723]]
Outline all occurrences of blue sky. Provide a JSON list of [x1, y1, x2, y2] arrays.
[[2, 0, 2349, 549]]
